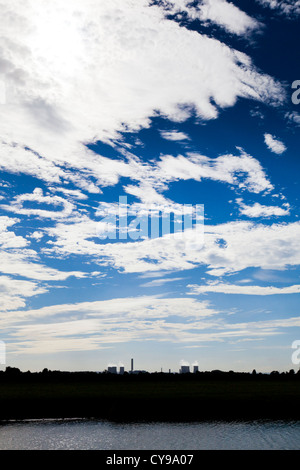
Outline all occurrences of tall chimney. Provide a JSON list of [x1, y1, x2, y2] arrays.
[[131, 358, 133, 372]]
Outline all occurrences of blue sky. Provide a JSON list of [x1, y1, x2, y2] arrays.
[[0, 0, 300, 373]]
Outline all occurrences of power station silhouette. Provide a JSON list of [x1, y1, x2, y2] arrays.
[[107, 358, 147, 375], [106, 358, 199, 374]]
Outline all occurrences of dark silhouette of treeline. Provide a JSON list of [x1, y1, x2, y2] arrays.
[[0, 366, 299, 422], [1, 366, 299, 383]]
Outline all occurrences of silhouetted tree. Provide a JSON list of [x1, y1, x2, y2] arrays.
[[5, 366, 21, 375]]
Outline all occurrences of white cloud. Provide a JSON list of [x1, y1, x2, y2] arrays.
[[157, 150, 273, 193], [264, 133, 287, 154], [2, 295, 217, 322], [188, 281, 300, 295], [250, 107, 265, 120], [0, 250, 87, 281], [2, 294, 300, 355], [0, 142, 67, 185], [161, 0, 261, 35], [236, 199, 290, 217], [285, 111, 300, 126], [123, 183, 171, 205], [0, 275, 47, 311], [29, 231, 44, 241], [2, 296, 221, 354], [1, 188, 75, 219], [89, 148, 274, 209], [0, 216, 88, 281], [257, 0, 300, 16], [0, 216, 28, 249], [48, 187, 88, 200], [45, 212, 300, 277], [140, 277, 184, 288], [0, 0, 285, 195], [0, 0, 296, 366], [204, 221, 300, 276], [196, 0, 261, 35], [160, 130, 190, 141]]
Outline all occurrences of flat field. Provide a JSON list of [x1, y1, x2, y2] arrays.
[[0, 372, 299, 422]]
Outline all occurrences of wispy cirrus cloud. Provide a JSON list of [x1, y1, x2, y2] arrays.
[[140, 277, 184, 288], [2, 295, 300, 356], [188, 281, 300, 296]]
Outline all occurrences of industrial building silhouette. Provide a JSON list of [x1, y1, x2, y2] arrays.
[[107, 358, 147, 375], [107, 359, 199, 374]]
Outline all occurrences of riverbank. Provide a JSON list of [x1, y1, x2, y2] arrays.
[[0, 370, 299, 422]]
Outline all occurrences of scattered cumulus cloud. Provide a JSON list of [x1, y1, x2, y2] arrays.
[[236, 199, 290, 217], [0, 188, 75, 219], [264, 133, 287, 154], [157, 150, 273, 193], [285, 111, 300, 126], [257, 0, 300, 16], [160, 130, 190, 141]]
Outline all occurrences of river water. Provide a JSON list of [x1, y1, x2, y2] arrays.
[[0, 419, 299, 450]]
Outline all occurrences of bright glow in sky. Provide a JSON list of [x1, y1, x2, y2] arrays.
[[0, 0, 299, 373]]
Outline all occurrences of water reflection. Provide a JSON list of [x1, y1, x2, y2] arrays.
[[0, 419, 299, 450]]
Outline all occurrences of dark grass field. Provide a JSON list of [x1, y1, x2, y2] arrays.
[[1, 369, 299, 422]]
